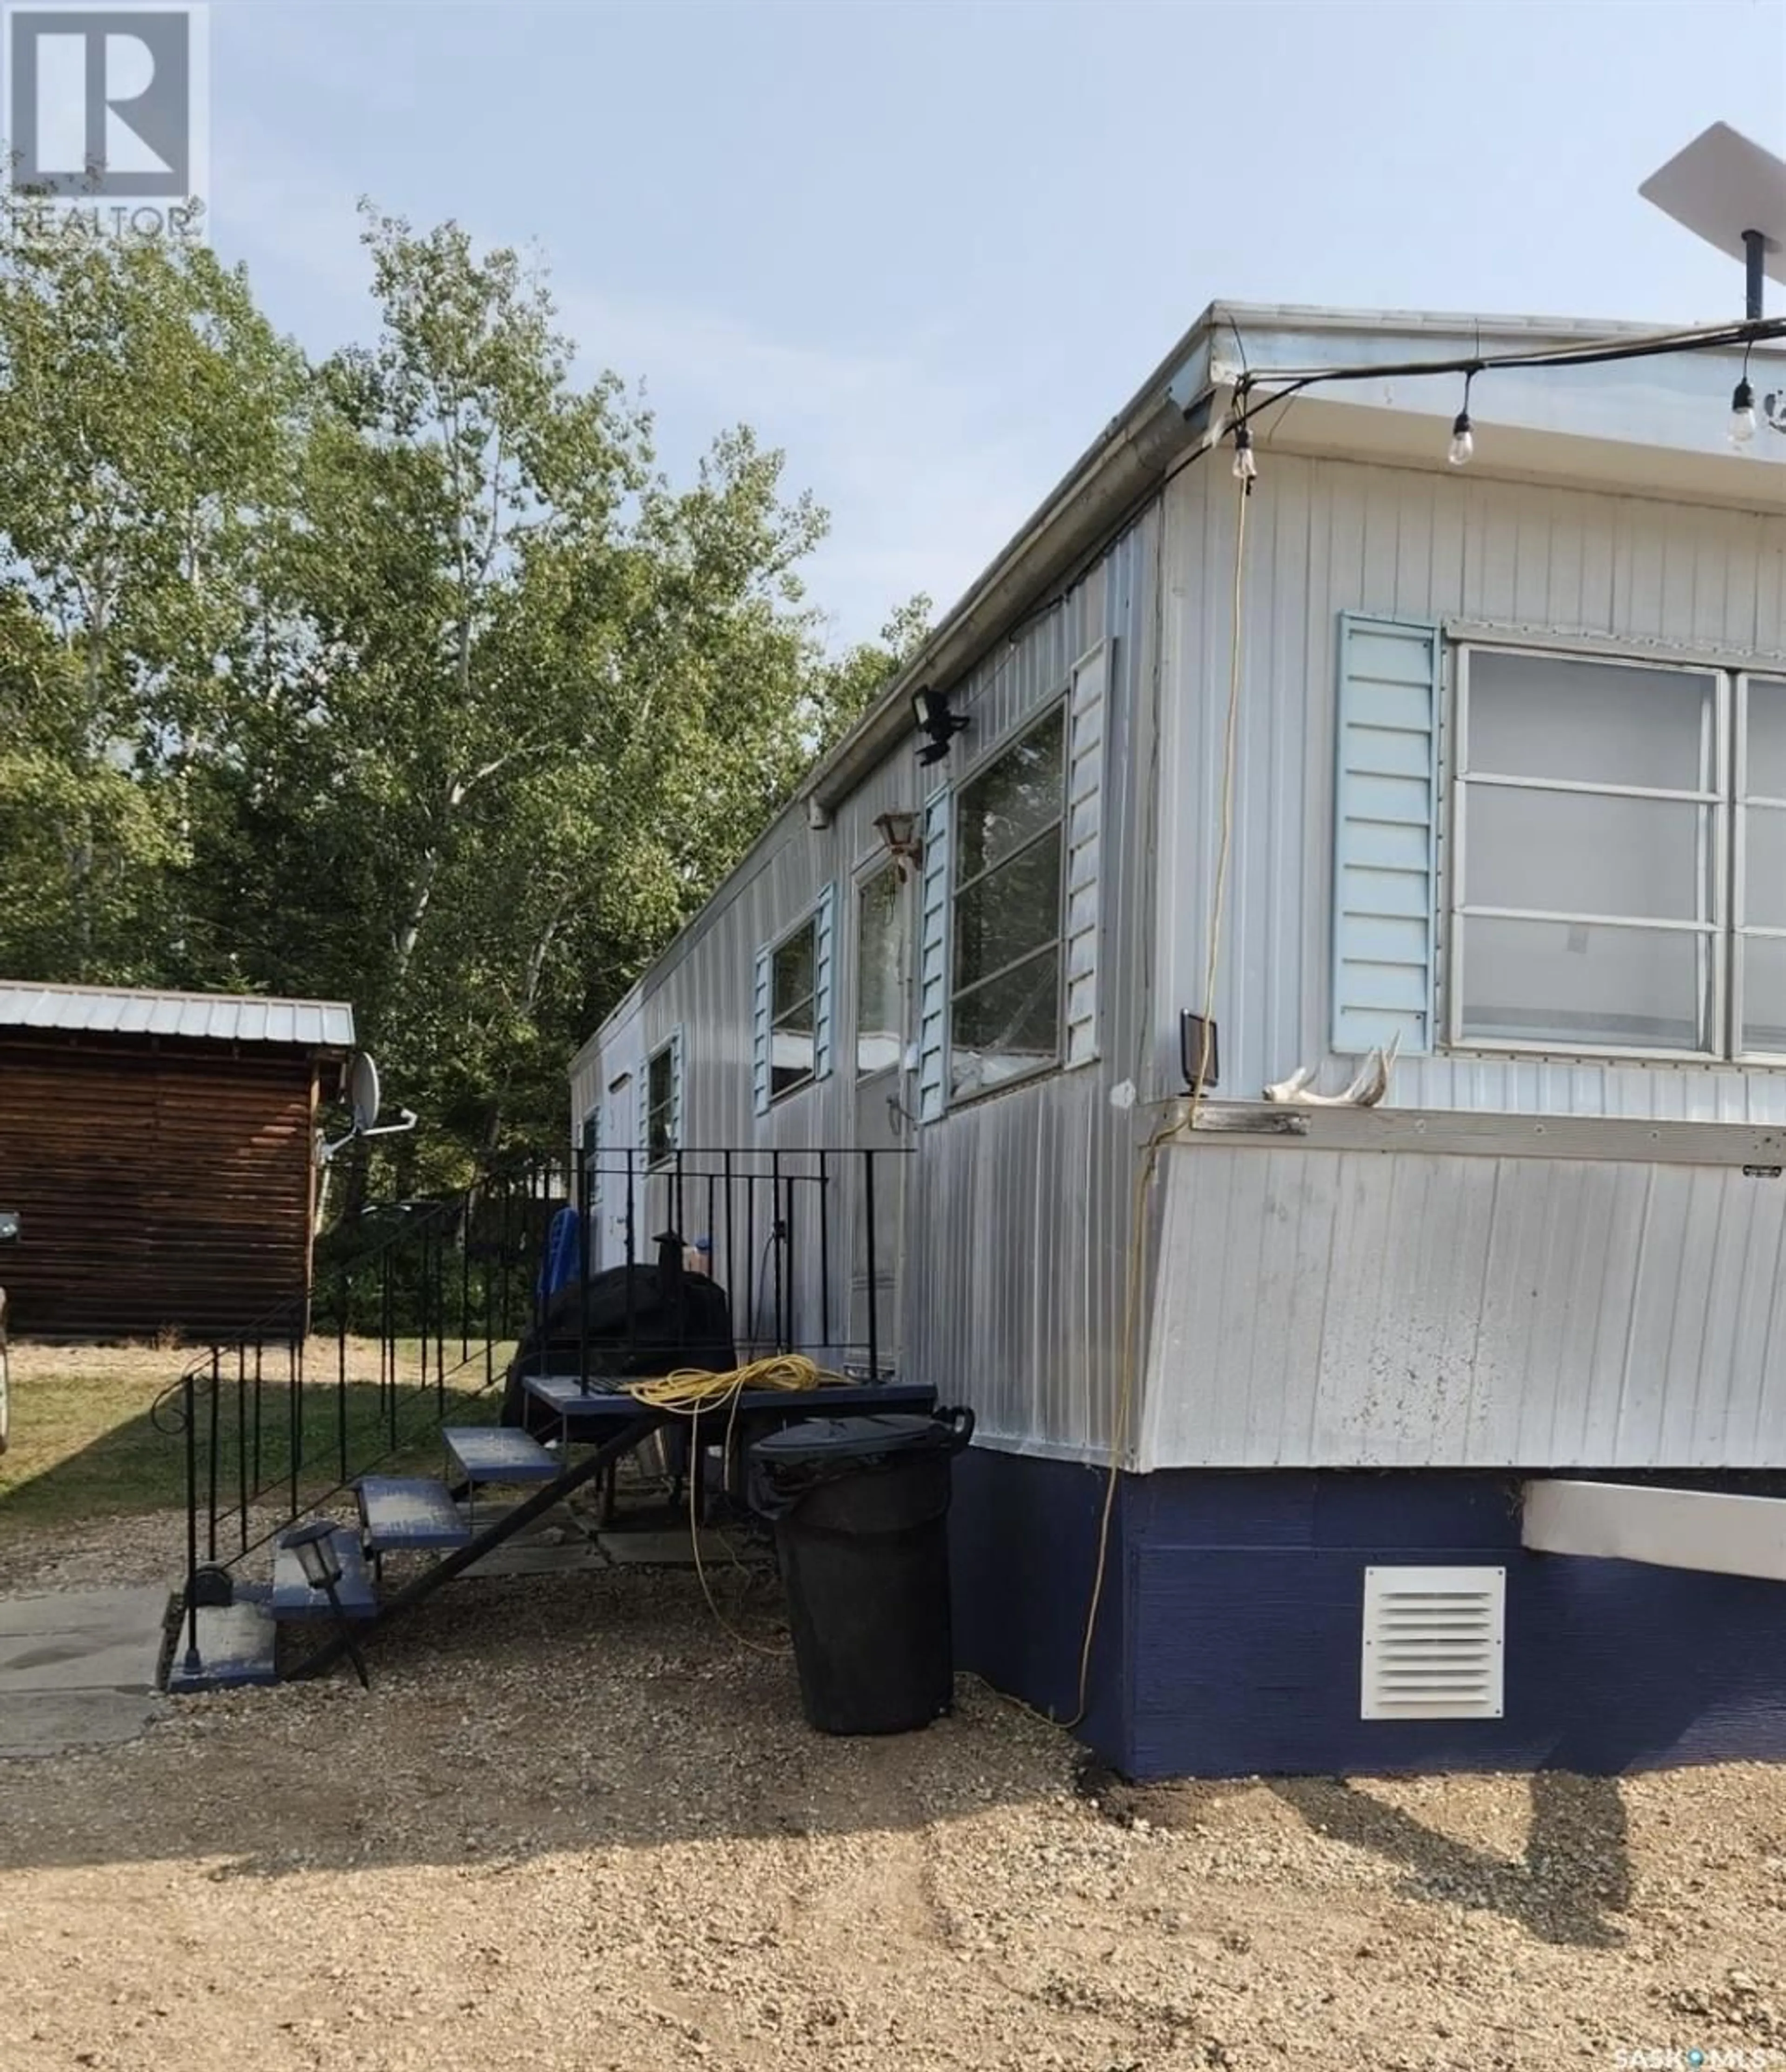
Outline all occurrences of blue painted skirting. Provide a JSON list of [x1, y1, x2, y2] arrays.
[[949, 1452, 1786, 1780]]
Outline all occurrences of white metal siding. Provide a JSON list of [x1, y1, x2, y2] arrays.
[[1156, 453, 1786, 1121], [1140, 1137, 1786, 1470], [570, 513, 1162, 1458]]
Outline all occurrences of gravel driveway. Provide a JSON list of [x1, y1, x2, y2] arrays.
[[0, 1545, 1781, 2071]]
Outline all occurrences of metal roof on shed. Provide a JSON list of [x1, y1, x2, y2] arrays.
[[0, 981, 355, 1051]]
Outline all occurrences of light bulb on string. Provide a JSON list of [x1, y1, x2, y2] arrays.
[[1732, 377, 1757, 447], [1447, 368, 1477, 467]]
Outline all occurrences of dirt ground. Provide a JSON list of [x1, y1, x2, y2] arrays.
[[0, 1511, 1783, 2072]]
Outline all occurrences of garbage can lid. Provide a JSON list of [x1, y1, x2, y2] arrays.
[[749, 1413, 953, 1467], [746, 1408, 973, 1519]]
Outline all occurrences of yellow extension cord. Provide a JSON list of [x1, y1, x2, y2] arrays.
[[623, 1355, 845, 1657], [623, 1352, 843, 1412]]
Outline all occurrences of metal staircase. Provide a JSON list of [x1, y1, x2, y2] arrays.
[[160, 1145, 913, 1694], [173, 1415, 636, 1692]]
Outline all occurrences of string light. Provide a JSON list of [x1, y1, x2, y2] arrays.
[[1732, 345, 1757, 445], [1219, 313, 1784, 478], [1448, 368, 1477, 466]]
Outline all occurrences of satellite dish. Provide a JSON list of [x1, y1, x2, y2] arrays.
[[349, 1054, 381, 1134], [318, 1051, 415, 1181], [1640, 122, 1786, 316]]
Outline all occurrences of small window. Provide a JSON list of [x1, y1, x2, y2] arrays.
[[856, 863, 906, 1078], [580, 1106, 603, 1209], [646, 1041, 677, 1165], [770, 916, 818, 1101], [950, 705, 1066, 1098]]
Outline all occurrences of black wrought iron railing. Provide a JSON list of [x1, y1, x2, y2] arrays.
[[163, 1142, 905, 1635], [568, 1144, 902, 1380]]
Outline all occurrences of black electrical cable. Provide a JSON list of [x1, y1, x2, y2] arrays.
[[1229, 312, 1786, 433], [954, 311, 1786, 677]]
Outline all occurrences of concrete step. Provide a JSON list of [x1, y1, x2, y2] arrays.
[[442, 1425, 560, 1486], [359, 1474, 473, 1553], [270, 1525, 377, 1620], [166, 1584, 278, 1692]]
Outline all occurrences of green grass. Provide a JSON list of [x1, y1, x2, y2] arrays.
[[0, 1338, 513, 1536]]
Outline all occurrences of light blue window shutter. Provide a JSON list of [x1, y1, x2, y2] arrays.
[[638, 1060, 652, 1161], [812, 883, 836, 1081], [917, 789, 952, 1122], [752, 946, 772, 1116], [1332, 613, 1441, 1055], [1065, 643, 1110, 1069], [669, 1026, 685, 1149]]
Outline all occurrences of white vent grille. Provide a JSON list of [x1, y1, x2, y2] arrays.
[[1360, 1566, 1505, 1720]]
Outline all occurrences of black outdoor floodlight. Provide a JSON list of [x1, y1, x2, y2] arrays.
[[912, 684, 968, 765], [285, 1520, 370, 1689]]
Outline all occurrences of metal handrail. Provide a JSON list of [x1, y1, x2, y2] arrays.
[[172, 1142, 909, 1677]]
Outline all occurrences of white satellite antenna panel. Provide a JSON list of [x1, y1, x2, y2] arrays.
[[1640, 123, 1786, 312]]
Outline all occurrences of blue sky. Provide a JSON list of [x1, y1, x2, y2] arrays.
[[208, 0, 1785, 648]]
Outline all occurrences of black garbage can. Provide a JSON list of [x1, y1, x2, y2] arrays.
[[749, 1407, 975, 1735]]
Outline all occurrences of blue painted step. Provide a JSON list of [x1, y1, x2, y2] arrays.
[[359, 1474, 472, 1553], [442, 1425, 560, 1485], [271, 1524, 378, 1620], [167, 1583, 278, 1693]]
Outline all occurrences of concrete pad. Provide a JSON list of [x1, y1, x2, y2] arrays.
[[465, 1541, 608, 1579], [0, 1587, 169, 1694], [0, 1586, 170, 1758], [598, 1527, 771, 1567]]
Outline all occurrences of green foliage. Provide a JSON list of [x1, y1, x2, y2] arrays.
[[0, 202, 930, 1168]]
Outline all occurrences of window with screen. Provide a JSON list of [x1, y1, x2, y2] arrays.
[[645, 1040, 676, 1165], [1452, 648, 1786, 1062], [770, 915, 818, 1100], [856, 863, 905, 1078], [949, 705, 1066, 1097]]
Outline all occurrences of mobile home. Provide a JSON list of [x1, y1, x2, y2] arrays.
[[571, 301, 1786, 1778]]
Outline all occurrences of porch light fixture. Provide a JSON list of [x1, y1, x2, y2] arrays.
[[912, 685, 967, 766], [873, 809, 924, 879], [284, 1520, 370, 1688]]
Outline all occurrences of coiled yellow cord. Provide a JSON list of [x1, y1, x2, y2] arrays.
[[623, 1352, 844, 1414], [622, 1354, 844, 1659]]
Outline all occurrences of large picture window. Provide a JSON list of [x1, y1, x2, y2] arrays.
[[1452, 648, 1786, 1060], [769, 914, 818, 1100], [949, 705, 1066, 1096], [856, 863, 905, 1079]]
